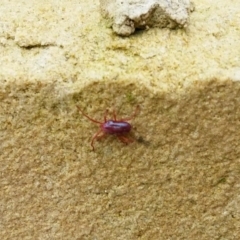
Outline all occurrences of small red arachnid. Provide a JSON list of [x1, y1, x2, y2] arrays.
[[77, 105, 140, 151]]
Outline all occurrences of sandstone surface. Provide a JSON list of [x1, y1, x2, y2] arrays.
[[0, 0, 240, 239]]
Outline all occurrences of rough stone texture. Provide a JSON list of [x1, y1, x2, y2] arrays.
[[100, 0, 193, 36], [0, 0, 240, 239]]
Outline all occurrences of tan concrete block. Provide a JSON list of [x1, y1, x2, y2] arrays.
[[0, 0, 240, 239]]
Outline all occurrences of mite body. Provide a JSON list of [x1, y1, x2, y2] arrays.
[[77, 105, 139, 150], [102, 120, 131, 134]]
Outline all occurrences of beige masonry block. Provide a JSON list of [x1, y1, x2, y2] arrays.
[[0, 0, 240, 239], [100, 0, 193, 36]]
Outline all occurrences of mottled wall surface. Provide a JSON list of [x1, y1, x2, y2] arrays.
[[0, 0, 240, 239]]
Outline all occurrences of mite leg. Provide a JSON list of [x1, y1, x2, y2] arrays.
[[117, 135, 134, 144], [113, 109, 117, 121], [120, 105, 140, 121], [91, 129, 105, 151], [77, 106, 102, 124], [104, 109, 109, 122]]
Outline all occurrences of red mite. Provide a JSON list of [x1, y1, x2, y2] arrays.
[[77, 105, 140, 151]]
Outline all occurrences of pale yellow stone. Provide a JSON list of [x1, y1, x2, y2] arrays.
[[100, 0, 193, 36], [0, 0, 240, 239]]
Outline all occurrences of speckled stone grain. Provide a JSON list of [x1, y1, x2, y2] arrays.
[[100, 0, 193, 36], [0, 0, 240, 239]]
